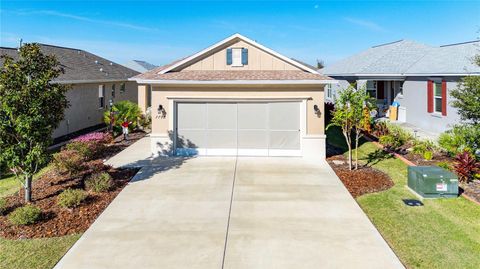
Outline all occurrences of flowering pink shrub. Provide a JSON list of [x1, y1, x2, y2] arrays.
[[73, 132, 112, 144]]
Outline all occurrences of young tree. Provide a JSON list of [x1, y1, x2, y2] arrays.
[[350, 87, 375, 169], [0, 43, 69, 203], [327, 85, 356, 170], [450, 56, 480, 124]]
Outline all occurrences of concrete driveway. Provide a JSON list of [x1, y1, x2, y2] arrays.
[[56, 138, 403, 269]]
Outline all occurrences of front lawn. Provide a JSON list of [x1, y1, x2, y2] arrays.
[[327, 128, 480, 268], [0, 234, 81, 269]]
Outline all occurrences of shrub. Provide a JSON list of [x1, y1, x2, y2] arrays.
[[85, 172, 113, 192], [57, 189, 87, 208], [453, 151, 480, 183], [372, 121, 390, 138], [423, 151, 433, 161], [65, 141, 94, 160], [412, 140, 437, 155], [0, 198, 7, 215], [8, 205, 41, 225], [103, 100, 142, 130], [73, 132, 112, 144], [437, 161, 452, 171], [379, 134, 403, 150], [439, 125, 480, 156], [52, 150, 84, 175]]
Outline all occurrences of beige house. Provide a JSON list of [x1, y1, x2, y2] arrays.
[[132, 34, 335, 159], [1, 44, 139, 140]]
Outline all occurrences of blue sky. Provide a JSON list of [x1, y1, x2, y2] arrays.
[[1, 1, 479, 66]]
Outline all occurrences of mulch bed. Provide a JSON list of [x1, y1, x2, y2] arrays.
[[0, 131, 146, 240], [462, 181, 480, 205], [327, 153, 394, 198]]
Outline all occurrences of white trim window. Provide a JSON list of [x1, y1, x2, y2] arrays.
[[98, 84, 105, 109], [120, 82, 126, 93], [326, 84, 333, 99], [434, 82, 442, 113], [232, 48, 243, 67]]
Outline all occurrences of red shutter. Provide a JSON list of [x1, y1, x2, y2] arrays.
[[442, 80, 447, 116], [427, 80, 433, 113]]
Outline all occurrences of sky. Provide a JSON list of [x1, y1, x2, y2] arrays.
[[1, 0, 479, 67]]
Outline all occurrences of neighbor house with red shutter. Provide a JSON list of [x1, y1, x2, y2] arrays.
[[321, 40, 480, 136]]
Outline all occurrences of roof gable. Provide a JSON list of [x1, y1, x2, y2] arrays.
[[159, 33, 318, 74]]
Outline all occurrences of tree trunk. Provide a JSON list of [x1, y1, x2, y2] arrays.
[[342, 130, 353, 170], [24, 174, 32, 203], [355, 132, 359, 170]]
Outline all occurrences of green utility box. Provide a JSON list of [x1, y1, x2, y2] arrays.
[[408, 166, 458, 198]]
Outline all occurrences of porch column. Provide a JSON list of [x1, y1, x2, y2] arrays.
[[138, 84, 148, 114]]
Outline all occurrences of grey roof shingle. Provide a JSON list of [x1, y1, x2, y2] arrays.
[[0, 44, 139, 83], [323, 40, 480, 76]]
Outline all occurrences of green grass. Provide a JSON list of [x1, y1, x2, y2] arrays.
[[0, 235, 81, 269], [327, 128, 480, 268], [0, 166, 80, 269]]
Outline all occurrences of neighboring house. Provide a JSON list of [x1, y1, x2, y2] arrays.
[[322, 40, 480, 135], [0, 44, 139, 139], [122, 60, 158, 73], [131, 33, 335, 159]]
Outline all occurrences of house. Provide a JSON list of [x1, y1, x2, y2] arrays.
[[122, 60, 158, 73], [131, 33, 335, 159], [0, 44, 139, 140], [322, 40, 480, 135]]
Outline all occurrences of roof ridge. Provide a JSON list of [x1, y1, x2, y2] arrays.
[[371, 39, 404, 48], [440, 40, 480, 47]]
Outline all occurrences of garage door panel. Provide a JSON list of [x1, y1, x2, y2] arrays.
[[269, 102, 300, 130], [177, 103, 206, 129], [207, 130, 237, 148], [176, 130, 206, 148], [238, 103, 268, 129], [269, 130, 300, 150], [238, 130, 268, 149], [207, 103, 236, 129]]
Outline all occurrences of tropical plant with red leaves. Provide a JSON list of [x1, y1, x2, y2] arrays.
[[453, 151, 480, 183]]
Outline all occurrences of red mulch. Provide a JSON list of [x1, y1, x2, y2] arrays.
[[463, 181, 480, 204], [0, 131, 146, 240], [327, 154, 394, 198]]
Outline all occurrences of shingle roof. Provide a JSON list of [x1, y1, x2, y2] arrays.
[[135, 70, 331, 81], [0, 44, 139, 83], [322, 40, 480, 76]]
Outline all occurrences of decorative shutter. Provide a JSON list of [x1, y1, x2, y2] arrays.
[[226, 48, 232, 65], [427, 80, 433, 113], [442, 80, 447, 116], [242, 48, 248, 65]]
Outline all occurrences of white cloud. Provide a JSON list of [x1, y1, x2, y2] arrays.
[[343, 17, 386, 32], [8, 9, 159, 32]]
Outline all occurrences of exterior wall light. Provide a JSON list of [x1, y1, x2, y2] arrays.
[[158, 104, 166, 118], [313, 104, 321, 117]]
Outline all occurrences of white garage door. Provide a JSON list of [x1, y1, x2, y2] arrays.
[[175, 102, 301, 156]]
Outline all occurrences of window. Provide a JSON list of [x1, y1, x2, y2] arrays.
[[147, 85, 152, 108], [111, 84, 116, 98], [326, 84, 333, 99], [120, 83, 126, 93], [98, 85, 105, 109], [434, 82, 442, 113], [232, 48, 242, 66], [398, 81, 404, 96], [366, 81, 377, 98]]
